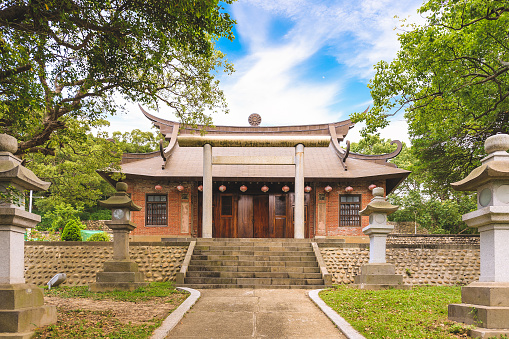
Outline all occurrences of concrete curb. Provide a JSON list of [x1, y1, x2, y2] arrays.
[[150, 287, 200, 339], [308, 289, 366, 339]]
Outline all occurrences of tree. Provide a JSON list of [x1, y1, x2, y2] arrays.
[[352, 134, 476, 233], [352, 0, 509, 191], [112, 129, 163, 153], [0, 0, 235, 155], [61, 219, 83, 241]]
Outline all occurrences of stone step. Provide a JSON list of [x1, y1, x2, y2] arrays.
[[189, 260, 318, 267], [187, 265, 321, 273], [194, 245, 312, 252], [193, 249, 315, 256], [186, 271, 323, 279], [195, 242, 312, 248], [179, 284, 326, 289], [191, 254, 317, 262], [184, 277, 324, 286]]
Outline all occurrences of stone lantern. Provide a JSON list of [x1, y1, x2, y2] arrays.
[[353, 187, 408, 289], [0, 134, 56, 338], [89, 182, 147, 292], [448, 134, 509, 338]]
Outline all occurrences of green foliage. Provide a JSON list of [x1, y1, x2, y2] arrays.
[[38, 202, 82, 232], [79, 207, 111, 221], [112, 129, 164, 154], [352, 0, 509, 191], [86, 232, 110, 242], [61, 219, 83, 241], [0, 185, 25, 207], [320, 285, 463, 339], [0, 0, 235, 155]]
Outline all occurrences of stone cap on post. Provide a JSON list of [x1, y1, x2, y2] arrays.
[[452, 134, 509, 191], [99, 182, 142, 211], [359, 187, 399, 216], [0, 134, 50, 191]]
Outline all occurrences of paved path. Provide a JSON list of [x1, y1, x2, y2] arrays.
[[167, 289, 346, 339]]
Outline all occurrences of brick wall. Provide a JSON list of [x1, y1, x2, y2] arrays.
[[316, 180, 386, 237]]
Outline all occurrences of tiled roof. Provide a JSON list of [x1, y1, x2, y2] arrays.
[[120, 144, 409, 181]]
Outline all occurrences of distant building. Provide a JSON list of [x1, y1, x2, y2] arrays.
[[101, 107, 409, 241]]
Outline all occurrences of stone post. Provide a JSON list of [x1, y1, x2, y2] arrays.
[[294, 143, 305, 239], [353, 187, 408, 290], [0, 134, 56, 339], [89, 182, 147, 292], [202, 143, 213, 238], [448, 134, 509, 338]]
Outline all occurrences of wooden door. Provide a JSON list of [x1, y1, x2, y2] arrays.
[[269, 194, 288, 238], [253, 195, 269, 238], [213, 194, 237, 238], [237, 195, 253, 238]]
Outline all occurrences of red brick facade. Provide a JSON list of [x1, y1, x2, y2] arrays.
[[125, 178, 387, 239]]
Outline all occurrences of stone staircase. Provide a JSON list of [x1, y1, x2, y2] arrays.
[[180, 239, 326, 289]]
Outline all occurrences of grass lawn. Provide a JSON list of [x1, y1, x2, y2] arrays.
[[35, 282, 188, 339], [320, 285, 474, 339]]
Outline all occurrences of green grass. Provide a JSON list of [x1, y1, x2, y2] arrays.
[[35, 282, 188, 338], [43, 281, 185, 302], [320, 285, 473, 339]]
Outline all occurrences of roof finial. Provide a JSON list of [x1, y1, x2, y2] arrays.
[[248, 113, 261, 126]]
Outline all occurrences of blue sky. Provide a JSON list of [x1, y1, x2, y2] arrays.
[[107, 0, 425, 145]]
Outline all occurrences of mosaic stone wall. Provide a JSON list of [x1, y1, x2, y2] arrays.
[[320, 244, 480, 286], [24, 242, 188, 286]]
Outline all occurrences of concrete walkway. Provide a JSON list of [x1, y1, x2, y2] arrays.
[[167, 289, 346, 339]]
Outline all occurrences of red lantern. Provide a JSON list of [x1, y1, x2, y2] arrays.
[[345, 186, 354, 193], [197, 185, 203, 192], [304, 186, 312, 193], [155, 184, 162, 190], [219, 185, 227, 192], [176, 185, 184, 192], [282, 185, 290, 193], [324, 185, 332, 193], [368, 184, 377, 190], [240, 185, 248, 192], [261, 185, 269, 192]]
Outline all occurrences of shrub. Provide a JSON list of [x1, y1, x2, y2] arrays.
[[87, 232, 110, 242], [61, 219, 83, 241]]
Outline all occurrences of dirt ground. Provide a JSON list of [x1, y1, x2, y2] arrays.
[[44, 294, 186, 325]]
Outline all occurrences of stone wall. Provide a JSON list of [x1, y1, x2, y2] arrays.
[[387, 234, 480, 245], [24, 242, 188, 286], [320, 243, 480, 286]]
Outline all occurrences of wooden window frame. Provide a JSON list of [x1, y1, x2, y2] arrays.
[[146, 194, 168, 227], [339, 194, 361, 227]]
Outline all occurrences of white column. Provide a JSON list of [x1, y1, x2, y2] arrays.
[[0, 225, 26, 284], [369, 234, 388, 264], [294, 144, 305, 239], [202, 144, 213, 238]]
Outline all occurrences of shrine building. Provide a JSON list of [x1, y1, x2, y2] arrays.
[[101, 107, 410, 241]]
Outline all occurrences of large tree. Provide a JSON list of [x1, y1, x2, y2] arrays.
[[352, 0, 509, 191], [0, 0, 234, 155]]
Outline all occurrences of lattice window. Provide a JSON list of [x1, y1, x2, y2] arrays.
[[340, 195, 361, 226], [146, 194, 167, 226]]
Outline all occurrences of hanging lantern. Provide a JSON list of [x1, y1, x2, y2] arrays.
[[197, 185, 203, 192], [324, 185, 332, 193], [219, 185, 227, 192], [261, 185, 269, 192], [304, 186, 312, 193], [282, 185, 290, 193], [176, 185, 184, 192], [345, 186, 354, 193], [368, 184, 377, 190], [155, 184, 162, 190], [240, 185, 248, 192]]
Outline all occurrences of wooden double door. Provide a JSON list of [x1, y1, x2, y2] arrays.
[[212, 193, 309, 238]]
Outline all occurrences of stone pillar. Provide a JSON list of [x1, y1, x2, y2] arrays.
[[0, 134, 56, 339], [294, 143, 305, 239], [353, 187, 408, 290], [448, 134, 509, 338], [90, 182, 147, 292], [202, 143, 213, 238]]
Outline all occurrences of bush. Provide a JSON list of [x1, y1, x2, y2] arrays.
[[61, 219, 83, 241], [87, 232, 110, 242]]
